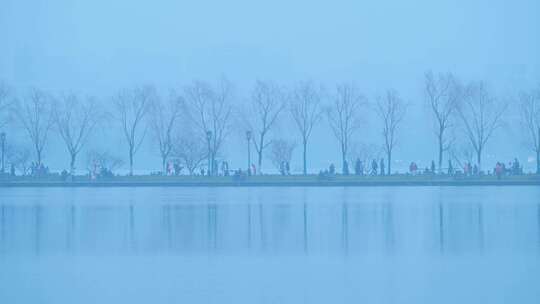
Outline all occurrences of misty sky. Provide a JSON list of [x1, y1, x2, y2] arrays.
[[1, 0, 539, 173]]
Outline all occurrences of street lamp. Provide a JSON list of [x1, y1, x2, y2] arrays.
[[246, 130, 252, 174], [0, 132, 5, 174], [206, 131, 212, 176]]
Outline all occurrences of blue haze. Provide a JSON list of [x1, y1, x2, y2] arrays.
[[0, 0, 539, 172]]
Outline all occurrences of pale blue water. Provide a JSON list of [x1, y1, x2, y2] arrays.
[[0, 187, 539, 303]]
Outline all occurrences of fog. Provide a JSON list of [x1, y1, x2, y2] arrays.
[[1, 0, 539, 173], [1, 187, 539, 303], [1, 2, 540, 302]]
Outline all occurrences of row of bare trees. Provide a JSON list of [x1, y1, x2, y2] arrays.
[[0, 74, 539, 176], [5, 89, 101, 175], [423, 71, 535, 172]]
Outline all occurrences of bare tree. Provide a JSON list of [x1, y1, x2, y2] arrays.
[[184, 78, 233, 176], [424, 71, 461, 172], [52, 93, 101, 175], [326, 83, 365, 173], [456, 82, 506, 170], [0, 82, 12, 129], [12, 88, 54, 165], [267, 139, 296, 172], [375, 89, 407, 175], [6, 144, 31, 175], [113, 86, 154, 176], [172, 133, 207, 175], [242, 80, 285, 173], [290, 82, 324, 175], [519, 87, 540, 174], [149, 90, 184, 173]]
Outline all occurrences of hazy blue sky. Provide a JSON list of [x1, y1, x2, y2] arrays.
[[1, 0, 539, 173]]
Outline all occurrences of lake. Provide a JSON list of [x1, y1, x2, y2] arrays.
[[0, 186, 539, 303]]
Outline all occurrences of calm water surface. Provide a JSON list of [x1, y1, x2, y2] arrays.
[[0, 186, 539, 303]]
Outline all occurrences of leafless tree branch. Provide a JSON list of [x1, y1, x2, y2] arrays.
[[290, 81, 324, 175], [326, 83, 365, 173], [375, 89, 407, 175], [113, 85, 154, 175]]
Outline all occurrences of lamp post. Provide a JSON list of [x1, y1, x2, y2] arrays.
[[0, 132, 5, 174], [206, 131, 213, 176], [246, 130, 252, 174]]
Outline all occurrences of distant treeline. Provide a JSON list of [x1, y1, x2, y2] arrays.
[[0, 71, 539, 177]]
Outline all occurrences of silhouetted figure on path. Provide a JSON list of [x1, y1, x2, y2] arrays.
[[329, 163, 336, 175], [355, 158, 362, 175], [512, 158, 521, 175], [174, 163, 182, 176], [371, 159, 378, 176], [464, 162, 471, 176], [495, 162, 503, 180], [409, 162, 418, 175], [279, 161, 286, 175]]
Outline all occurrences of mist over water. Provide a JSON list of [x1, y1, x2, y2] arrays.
[[1, 187, 539, 303], [1, 187, 539, 256]]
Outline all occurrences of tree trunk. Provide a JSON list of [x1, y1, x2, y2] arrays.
[[476, 148, 482, 172], [211, 152, 216, 176], [258, 135, 264, 175], [70, 153, 76, 176], [247, 141, 251, 172], [129, 146, 134, 176], [387, 151, 392, 175], [36, 148, 42, 166], [438, 133, 443, 173], [257, 150, 262, 175], [206, 141, 212, 176], [341, 143, 346, 175], [341, 151, 349, 175], [302, 140, 307, 175], [162, 156, 167, 174]]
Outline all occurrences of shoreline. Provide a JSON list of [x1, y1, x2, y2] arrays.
[[1, 175, 539, 187]]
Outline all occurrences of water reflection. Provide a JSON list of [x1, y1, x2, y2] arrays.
[[439, 202, 444, 254], [0, 189, 539, 256]]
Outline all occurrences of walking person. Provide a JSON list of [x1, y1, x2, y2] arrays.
[[371, 159, 378, 176]]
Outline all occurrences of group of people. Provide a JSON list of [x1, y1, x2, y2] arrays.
[[6, 155, 529, 180], [494, 159, 523, 179], [230, 164, 262, 181], [406, 158, 524, 178], [316, 157, 526, 179], [30, 162, 50, 177], [88, 162, 115, 180], [461, 162, 479, 176], [409, 160, 440, 175], [319, 158, 388, 178], [165, 162, 184, 176], [1, 163, 17, 177], [278, 161, 291, 175]]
